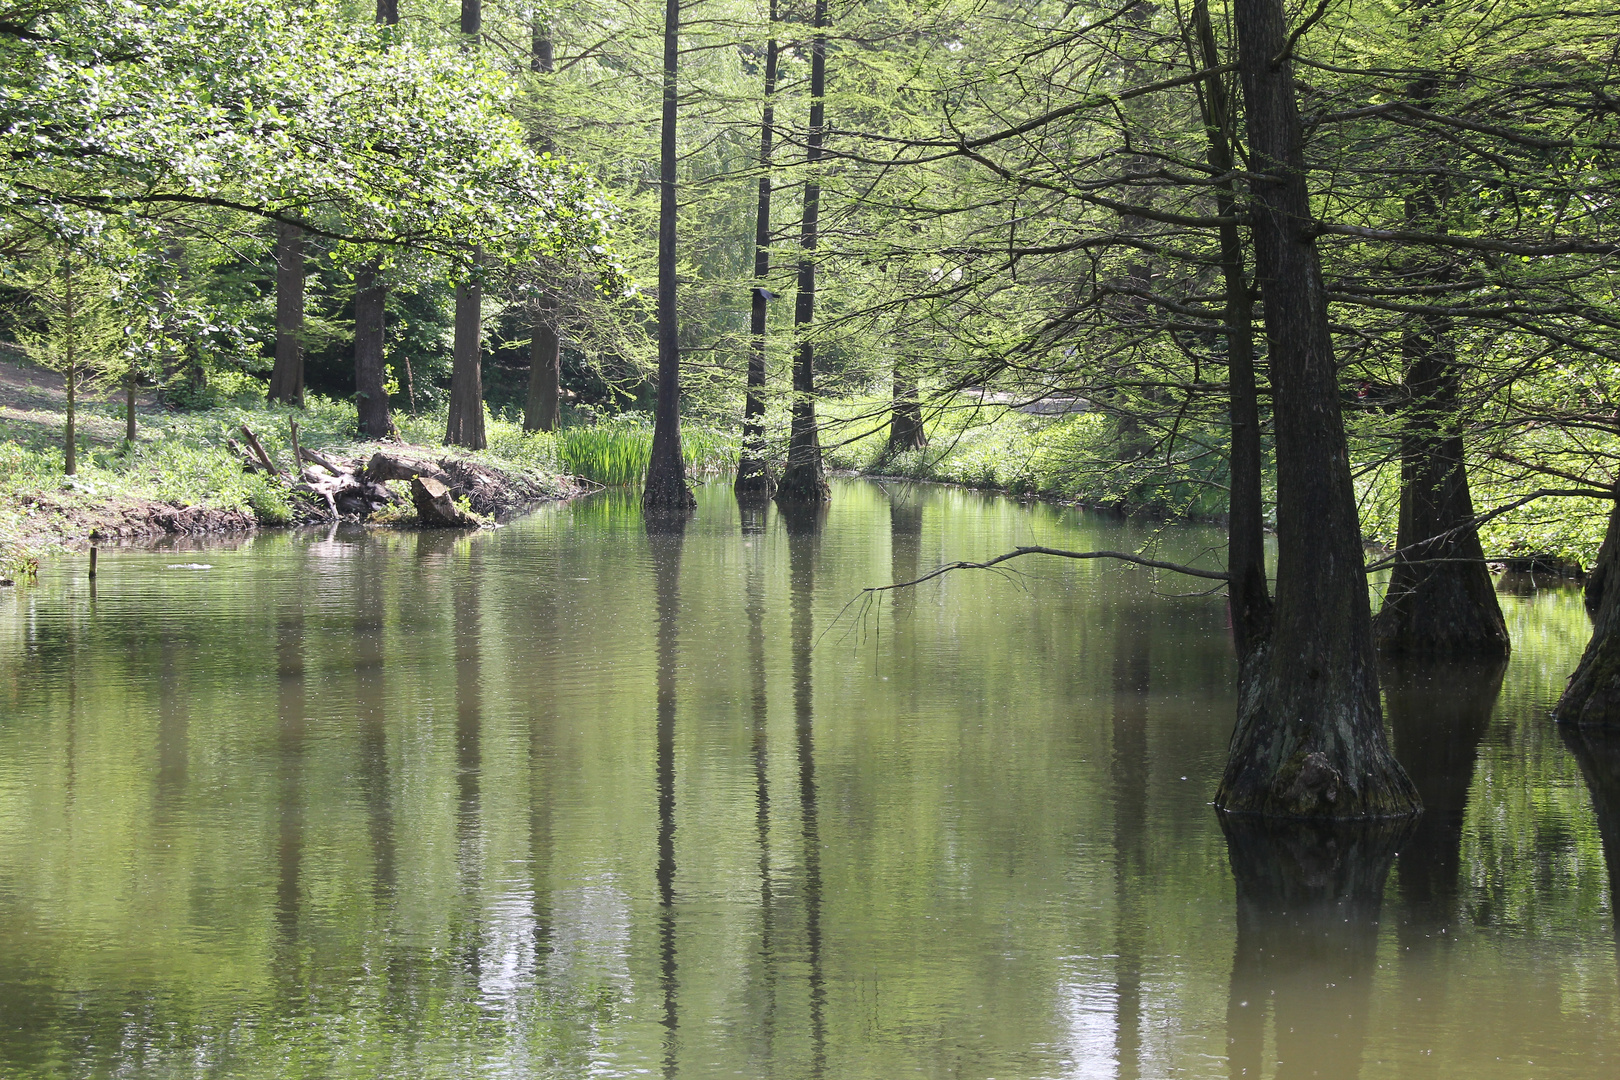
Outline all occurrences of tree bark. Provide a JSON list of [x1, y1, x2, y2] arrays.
[[736, 0, 780, 501], [445, 272, 486, 449], [774, 0, 831, 507], [523, 22, 561, 435], [1193, 0, 1270, 666], [375, 0, 396, 25], [524, 291, 561, 433], [1214, 0, 1418, 818], [268, 221, 304, 408], [1554, 490, 1620, 726], [886, 364, 926, 455], [124, 363, 136, 444], [63, 259, 75, 477], [354, 263, 391, 439], [642, 0, 694, 512]]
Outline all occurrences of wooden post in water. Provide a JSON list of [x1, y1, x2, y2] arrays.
[[88, 546, 97, 580]]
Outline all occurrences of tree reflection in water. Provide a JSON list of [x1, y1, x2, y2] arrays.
[[646, 509, 688, 1080], [1561, 724, 1620, 949], [1221, 816, 1413, 1080]]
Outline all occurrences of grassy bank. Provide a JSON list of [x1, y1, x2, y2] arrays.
[[0, 368, 735, 579], [821, 395, 1613, 570]]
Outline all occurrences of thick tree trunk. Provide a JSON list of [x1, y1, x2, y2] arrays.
[[268, 221, 304, 408], [1214, 0, 1418, 818], [1193, 0, 1270, 665], [774, 0, 831, 507], [524, 292, 561, 433], [1372, 336, 1508, 656], [642, 0, 694, 512], [1554, 492, 1620, 725], [375, 0, 396, 24], [354, 263, 391, 439], [886, 366, 926, 455], [736, 0, 780, 501], [445, 274, 486, 449]]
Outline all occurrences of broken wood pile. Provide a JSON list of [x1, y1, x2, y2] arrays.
[[228, 422, 479, 527]]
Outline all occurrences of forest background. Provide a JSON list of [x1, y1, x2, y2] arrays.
[[0, 0, 1615, 584]]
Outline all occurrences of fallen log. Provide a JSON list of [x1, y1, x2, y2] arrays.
[[412, 476, 476, 527]]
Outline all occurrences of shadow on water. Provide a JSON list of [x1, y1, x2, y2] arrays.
[[739, 495, 776, 1058], [647, 509, 688, 1080], [354, 542, 396, 903], [1382, 658, 1506, 937], [453, 540, 484, 987], [273, 569, 307, 981], [1112, 604, 1150, 1080], [1221, 815, 1415, 1080], [887, 488, 924, 624], [781, 499, 828, 1079], [1560, 725, 1620, 951]]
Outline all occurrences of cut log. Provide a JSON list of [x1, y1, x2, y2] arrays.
[[366, 450, 451, 487], [411, 475, 475, 527]]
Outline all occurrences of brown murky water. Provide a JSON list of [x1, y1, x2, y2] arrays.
[[0, 478, 1613, 1078]]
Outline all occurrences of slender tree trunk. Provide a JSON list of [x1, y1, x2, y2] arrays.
[[354, 264, 391, 439], [1193, 0, 1270, 666], [774, 0, 831, 507], [736, 0, 781, 500], [445, 0, 487, 450], [445, 270, 486, 449], [268, 221, 305, 408], [1372, 66, 1507, 658], [1214, 0, 1418, 818], [524, 291, 561, 433], [63, 259, 76, 477], [1555, 490, 1620, 725], [642, 0, 694, 512], [125, 364, 136, 445], [523, 21, 562, 435]]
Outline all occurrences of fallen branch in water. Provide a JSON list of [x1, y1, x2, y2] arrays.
[[862, 545, 1231, 595]]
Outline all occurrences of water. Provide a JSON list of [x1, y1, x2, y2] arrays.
[[0, 478, 1614, 1079]]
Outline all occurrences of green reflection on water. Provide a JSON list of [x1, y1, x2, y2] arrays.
[[0, 479, 1615, 1079]]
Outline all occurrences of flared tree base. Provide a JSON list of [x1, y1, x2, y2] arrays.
[[734, 459, 776, 501], [773, 464, 829, 507], [1373, 562, 1510, 659]]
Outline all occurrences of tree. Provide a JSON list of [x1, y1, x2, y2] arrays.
[[641, 0, 695, 512], [267, 221, 304, 407], [774, 0, 831, 506], [445, 0, 488, 450], [16, 251, 123, 475], [735, 0, 781, 500], [522, 20, 562, 435]]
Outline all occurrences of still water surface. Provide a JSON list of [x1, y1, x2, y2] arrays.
[[0, 478, 1616, 1078]]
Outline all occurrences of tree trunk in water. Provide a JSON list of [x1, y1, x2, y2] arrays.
[[354, 264, 391, 439], [1554, 491, 1620, 726], [445, 274, 486, 449], [523, 22, 561, 436], [1193, 0, 1270, 667], [642, 0, 694, 512], [774, 0, 830, 507], [268, 221, 304, 408], [1372, 334, 1508, 656], [1214, 0, 1418, 819], [524, 292, 561, 433], [1372, 53, 1506, 658], [735, 0, 780, 501]]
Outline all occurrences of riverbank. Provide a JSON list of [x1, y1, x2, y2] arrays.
[[0, 364, 585, 580]]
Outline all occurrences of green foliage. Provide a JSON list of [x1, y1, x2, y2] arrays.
[[555, 413, 737, 487]]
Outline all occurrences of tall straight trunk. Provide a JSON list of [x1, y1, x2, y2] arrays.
[[524, 292, 561, 433], [354, 264, 391, 439], [1214, 0, 1418, 818], [268, 221, 305, 408], [642, 0, 694, 511], [445, 271, 486, 449], [774, 0, 831, 507], [62, 259, 76, 476], [124, 364, 136, 445], [1372, 65, 1507, 658], [1193, 0, 1270, 665], [445, 0, 486, 449], [736, 0, 780, 500], [523, 22, 561, 435], [1555, 491, 1620, 725]]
